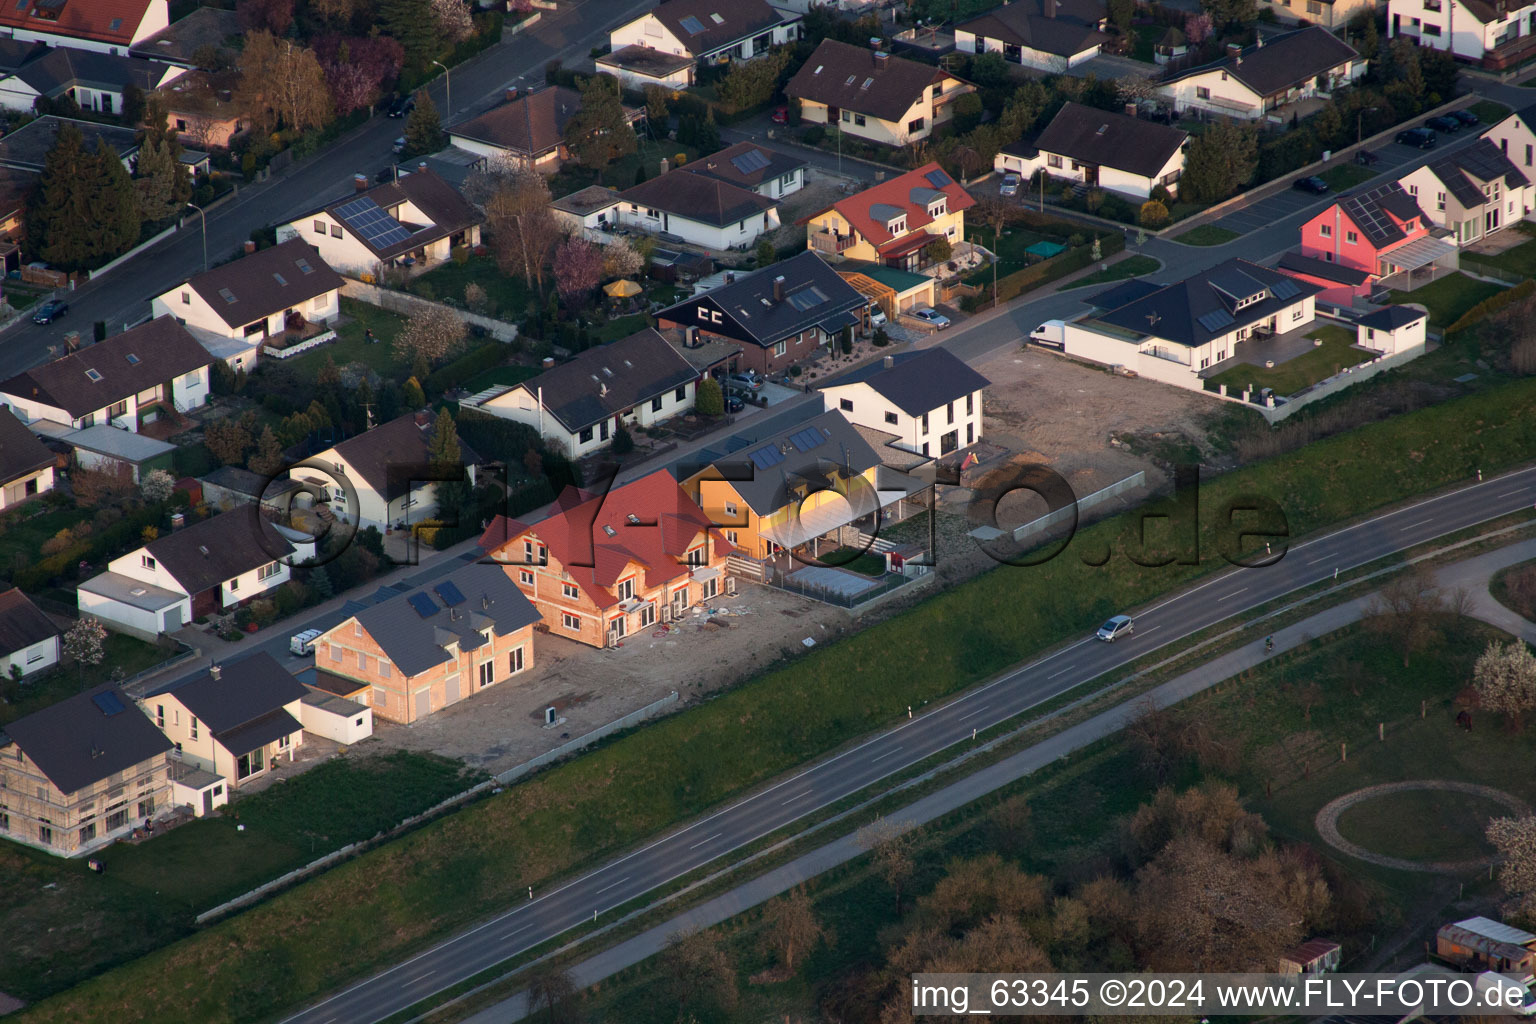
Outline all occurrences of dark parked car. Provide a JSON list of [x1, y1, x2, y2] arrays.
[[31, 299, 67, 324], [723, 393, 744, 413], [1396, 127, 1437, 149], [1354, 148, 1379, 166], [1451, 108, 1481, 126], [386, 94, 415, 118], [1425, 115, 1461, 133], [1293, 175, 1330, 195]]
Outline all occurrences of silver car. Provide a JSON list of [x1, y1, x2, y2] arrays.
[[910, 307, 951, 329], [1096, 615, 1133, 642], [1000, 172, 1021, 197]]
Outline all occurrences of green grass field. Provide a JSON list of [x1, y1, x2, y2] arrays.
[[965, 223, 1053, 275], [459, 364, 540, 395], [1470, 100, 1512, 124], [408, 256, 534, 321], [1334, 790, 1504, 863], [21, 370, 1536, 1024], [1057, 254, 1161, 291], [1320, 163, 1376, 192], [1204, 325, 1364, 397], [279, 298, 412, 380], [1174, 224, 1240, 246], [816, 546, 886, 576], [1463, 225, 1536, 278], [1388, 273, 1505, 327]]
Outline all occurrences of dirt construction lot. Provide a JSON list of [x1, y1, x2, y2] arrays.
[[366, 581, 881, 775]]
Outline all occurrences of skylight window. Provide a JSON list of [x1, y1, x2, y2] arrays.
[[861, 77, 874, 90], [219, 287, 237, 303], [295, 258, 313, 274], [272, 272, 288, 286], [813, 64, 823, 74], [84, 368, 102, 382], [125, 353, 140, 365], [845, 75, 856, 85], [709, 12, 723, 23], [109, 16, 122, 29]]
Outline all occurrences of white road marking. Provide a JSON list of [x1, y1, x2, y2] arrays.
[[957, 705, 990, 722], [1221, 588, 1247, 600], [1402, 517, 1435, 530], [688, 833, 723, 850], [405, 972, 435, 984], [593, 876, 630, 896], [1047, 667, 1072, 679], [870, 747, 902, 763], [781, 788, 814, 804], [1502, 489, 1528, 498]]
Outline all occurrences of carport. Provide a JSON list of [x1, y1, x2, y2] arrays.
[[1377, 234, 1459, 292]]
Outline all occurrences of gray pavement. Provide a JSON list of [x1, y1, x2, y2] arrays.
[[277, 465, 1536, 1024]]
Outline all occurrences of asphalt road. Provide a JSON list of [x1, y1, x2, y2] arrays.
[[277, 463, 1536, 1024]]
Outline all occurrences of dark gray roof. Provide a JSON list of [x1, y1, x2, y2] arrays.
[[294, 168, 483, 261], [658, 251, 866, 349], [1357, 305, 1427, 330], [618, 166, 778, 227], [0, 114, 139, 173], [1162, 26, 1358, 99], [447, 86, 642, 158], [130, 6, 241, 65], [648, 0, 795, 56], [1093, 258, 1325, 348], [347, 562, 540, 677], [1278, 250, 1371, 286], [510, 328, 697, 434], [0, 316, 210, 418], [694, 409, 882, 516], [2, 683, 172, 795], [153, 652, 308, 734], [200, 464, 268, 498], [685, 141, 806, 192], [322, 412, 481, 501], [955, 0, 1108, 58], [786, 40, 956, 122], [1033, 101, 1187, 179], [1085, 278, 1163, 308], [0, 586, 57, 656], [596, 44, 695, 78], [14, 46, 174, 99], [0, 404, 53, 484], [143, 506, 295, 597], [822, 348, 989, 417], [180, 238, 344, 330], [1459, 0, 1536, 24], [1425, 137, 1531, 209], [0, 37, 43, 74], [217, 708, 304, 757], [1337, 182, 1429, 248]]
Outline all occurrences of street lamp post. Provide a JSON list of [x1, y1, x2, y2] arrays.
[[1357, 106, 1378, 146], [431, 59, 451, 115], [187, 201, 206, 272]]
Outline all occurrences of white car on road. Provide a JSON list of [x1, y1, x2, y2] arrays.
[[1096, 615, 1133, 642]]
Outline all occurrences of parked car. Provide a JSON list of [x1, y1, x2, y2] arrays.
[[726, 371, 764, 391], [1354, 148, 1379, 167], [1396, 127, 1437, 149], [387, 93, 415, 118], [1096, 614, 1134, 642], [771, 106, 788, 125], [31, 299, 67, 324], [1451, 108, 1481, 126], [1293, 175, 1330, 195], [723, 393, 744, 413], [910, 307, 951, 328], [999, 172, 1021, 197], [1425, 115, 1461, 134], [392, 137, 407, 156], [290, 628, 323, 657], [867, 305, 888, 327]]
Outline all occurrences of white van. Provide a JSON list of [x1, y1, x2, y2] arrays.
[[290, 628, 323, 657]]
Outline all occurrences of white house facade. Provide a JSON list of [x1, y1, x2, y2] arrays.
[[818, 348, 989, 458], [1388, 0, 1536, 65]]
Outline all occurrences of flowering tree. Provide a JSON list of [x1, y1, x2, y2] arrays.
[[1474, 640, 1536, 729], [554, 237, 604, 308], [1184, 11, 1213, 44], [430, 0, 475, 42], [140, 468, 175, 504], [64, 617, 107, 683], [393, 306, 468, 365], [1488, 816, 1536, 922], [604, 237, 645, 279]]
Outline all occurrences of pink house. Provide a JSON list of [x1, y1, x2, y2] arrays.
[[1281, 182, 1458, 304]]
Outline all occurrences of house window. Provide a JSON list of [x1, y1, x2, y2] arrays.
[[229, 578, 239, 592], [1196, 86, 1211, 100], [609, 616, 627, 639], [180, 291, 190, 305], [358, 653, 370, 674], [519, 569, 534, 585], [774, 340, 786, 357], [675, 386, 686, 402], [579, 426, 594, 443], [562, 582, 580, 600], [156, 704, 164, 728], [330, 225, 342, 238], [686, 547, 705, 566], [907, 117, 925, 133], [1422, 21, 1441, 33], [561, 612, 581, 631], [617, 577, 635, 601], [1047, 154, 1063, 168], [313, 219, 326, 234], [277, 734, 291, 750], [478, 661, 494, 688], [1306, 0, 1321, 12], [38, 825, 52, 846], [380, 661, 391, 678], [947, 400, 955, 424], [967, 393, 974, 415], [651, 396, 663, 412], [638, 602, 656, 627], [508, 647, 525, 674], [1292, 307, 1305, 321], [1345, 231, 1358, 244], [141, 555, 156, 570], [884, 411, 898, 425], [373, 687, 387, 708], [854, 113, 867, 127], [967, 423, 974, 444], [840, 398, 853, 411], [921, 412, 929, 433], [257, 562, 280, 581], [841, 109, 851, 122], [724, 500, 738, 517], [190, 716, 199, 740], [1437, 191, 1446, 211], [329, 644, 342, 661], [922, 442, 929, 456], [1526, 143, 1532, 167], [1319, 224, 1332, 238]]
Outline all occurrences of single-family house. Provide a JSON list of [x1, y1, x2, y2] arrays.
[[596, 44, 697, 90], [681, 409, 924, 560], [0, 586, 59, 678], [786, 39, 975, 146], [1356, 304, 1428, 356], [818, 348, 989, 458], [0, 0, 170, 54], [0, 683, 173, 857], [446, 86, 644, 174], [0, 114, 207, 175], [463, 328, 698, 459], [139, 654, 307, 790], [287, 410, 480, 533], [655, 251, 866, 375], [277, 168, 483, 278], [1156, 28, 1365, 120], [37, 421, 175, 482], [994, 101, 1188, 200], [480, 469, 733, 648], [551, 185, 625, 239], [1398, 137, 1533, 243], [1278, 940, 1342, 974], [0, 45, 181, 114], [804, 162, 973, 271], [1285, 182, 1458, 300], [159, 69, 247, 149], [77, 506, 311, 637], [1485, 103, 1536, 174], [129, 6, 239, 68], [614, 165, 781, 248], [150, 239, 344, 371], [685, 141, 806, 200], [1041, 259, 1325, 393], [608, 0, 801, 68], [0, 315, 211, 433], [953, 0, 1109, 72], [1261, 0, 1374, 29], [1438, 918, 1536, 976], [1388, 0, 1536, 68], [313, 562, 540, 722], [0, 404, 54, 508]]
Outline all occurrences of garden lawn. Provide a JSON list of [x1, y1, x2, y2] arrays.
[[1057, 254, 1160, 290], [965, 223, 1052, 275], [1463, 226, 1536, 277], [0, 500, 92, 582], [1203, 324, 1364, 397], [460, 364, 540, 395], [1387, 272, 1505, 327], [1319, 163, 1376, 192], [0, 635, 170, 726], [1174, 224, 1239, 246], [280, 298, 412, 379], [817, 546, 887, 577], [0, 752, 479, 1004], [408, 256, 534, 320], [1130, 22, 1163, 62], [550, 139, 704, 197], [21, 372, 1536, 1024], [1470, 100, 1511, 124]]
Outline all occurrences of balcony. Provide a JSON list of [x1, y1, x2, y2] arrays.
[[1484, 31, 1536, 70], [810, 230, 856, 256]]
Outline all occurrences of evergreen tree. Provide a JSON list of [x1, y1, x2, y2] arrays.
[[403, 90, 445, 157], [133, 136, 185, 223], [309, 565, 334, 600], [562, 74, 637, 179], [402, 376, 427, 409], [27, 122, 93, 269], [380, 0, 442, 73], [428, 408, 461, 469], [91, 138, 142, 260]]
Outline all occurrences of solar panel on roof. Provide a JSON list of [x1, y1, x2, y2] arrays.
[[749, 445, 786, 470], [435, 580, 467, 607], [679, 14, 706, 33], [407, 592, 439, 618], [91, 691, 126, 716], [1196, 310, 1235, 332], [788, 427, 825, 453], [730, 149, 771, 175], [1271, 278, 1300, 300], [924, 168, 953, 188], [335, 195, 414, 249]]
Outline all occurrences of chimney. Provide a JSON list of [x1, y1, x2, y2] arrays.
[[418, 162, 428, 173], [725, 270, 735, 283], [542, 356, 556, 369], [659, 156, 670, 174], [1124, 102, 1138, 117], [63, 331, 80, 351], [1045, 0, 1056, 17], [600, 382, 608, 396], [505, 86, 519, 103], [772, 275, 785, 301], [883, 354, 894, 369], [209, 664, 221, 681], [874, 50, 889, 70], [243, 239, 256, 254], [684, 325, 698, 346], [1226, 42, 1242, 61], [414, 409, 430, 427], [353, 173, 369, 192]]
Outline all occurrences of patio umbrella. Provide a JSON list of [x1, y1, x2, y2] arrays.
[[604, 279, 643, 298]]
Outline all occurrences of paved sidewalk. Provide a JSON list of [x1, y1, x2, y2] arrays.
[[463, 540, 1536, 1023]]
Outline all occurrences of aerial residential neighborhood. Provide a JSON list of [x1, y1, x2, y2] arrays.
[[5, 0, 1536, 1020]]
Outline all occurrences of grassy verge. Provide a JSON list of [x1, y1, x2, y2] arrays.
[[1470, 100, 1512, 124], [1056, 254, 1160, 290], [1490, 557, 1536, 621], [1388, 272, 1505, 327], [1320, 163, 1376, 192], [0, 752, 481, 1004], [20, 372, 1536, 1024], [1173, 223, 1239, 246], [1204, 324, 1363, 397]]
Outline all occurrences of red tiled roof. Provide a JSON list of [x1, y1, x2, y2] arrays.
[[818, 161, 974, 253], [478, 469, 732, 610], [0, 0, 157, 46]]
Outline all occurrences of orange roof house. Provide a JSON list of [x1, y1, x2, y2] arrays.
[[479, 469, 735, 648], [803, 162, 974, 271]]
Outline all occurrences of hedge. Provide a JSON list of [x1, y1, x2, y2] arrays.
[[423, 342, 509, 396], [962, 232, 1126, 311], [1446, 277, 1535, 336]]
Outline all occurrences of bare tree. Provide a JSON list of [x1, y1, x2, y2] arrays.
[[760, 887, 824, 972], [393, 306, 468, 365], [1296, 681, 1324, 722], [485, 169, 561, 298], [1364, 567, 1451, 668], [856, 817, 921, 914], [524, 963, 580, 1023], [1488, 816, 1536, 923], [988, 792, 1033, 856], [661, 928, 739, 1014], [240, 31, 332, 134], [971, 198, 1012, 307], [1474, 640, 1536, 730], [70, 459, 135, 507]]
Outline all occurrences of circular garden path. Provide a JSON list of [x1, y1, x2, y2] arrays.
[[1313, 780, 1529, 874]]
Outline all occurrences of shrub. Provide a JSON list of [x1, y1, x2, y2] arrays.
[[696, 376, 724, 416], [803, 125, 825, 146], [1448, 279, 1536, 336], [1139, 200, 1171, 228]]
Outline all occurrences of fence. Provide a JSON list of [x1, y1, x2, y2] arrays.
[[86, 223, 178, 282], [262, 330, 338, 359], [341, 280, 521, 342], [761, 565, 914, 609], [998, 471, 1146, 548]]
